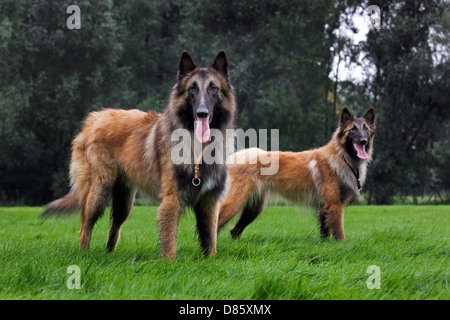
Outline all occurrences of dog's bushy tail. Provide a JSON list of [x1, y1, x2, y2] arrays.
[[41, 191, 80, 217], [229, 189, 268, 239]]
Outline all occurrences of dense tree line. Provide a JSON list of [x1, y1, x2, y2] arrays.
[[0, 0, 448, 205]]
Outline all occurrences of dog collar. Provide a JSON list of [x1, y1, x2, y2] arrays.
[[191, 144, 208, 187], [342, 156, 362, 192]]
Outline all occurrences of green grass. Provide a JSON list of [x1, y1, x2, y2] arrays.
[[0, 205, 448, 299]]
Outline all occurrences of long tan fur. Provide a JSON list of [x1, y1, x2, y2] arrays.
[[218, 107, 375, 241], [43, 51, 237, 259]]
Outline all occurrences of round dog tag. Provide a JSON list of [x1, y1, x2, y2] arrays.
[[192, 177, 201, 186]]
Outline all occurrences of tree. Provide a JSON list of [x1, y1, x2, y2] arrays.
[[0, 0, 131, 204], [359, 0, 450, 203], [1, 0, 447, 205]]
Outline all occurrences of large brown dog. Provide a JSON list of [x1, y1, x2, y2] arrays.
[[42, 51, 237, 259], [218, 107, 375, 241]]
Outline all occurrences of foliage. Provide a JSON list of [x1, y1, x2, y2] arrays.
[[0, 0, 132, 204], [360, 0, 450, 204], [0, 0, 448, 204]]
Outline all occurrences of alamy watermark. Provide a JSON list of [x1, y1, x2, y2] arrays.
[[367, 5, 381, 30], [366, 265, 381, 289], [170, 124, 280, 175], [65, 264, 381, 290], [66, 5, 381, 33], [66, 5, 81, 30], [67, 265, 81, 289]]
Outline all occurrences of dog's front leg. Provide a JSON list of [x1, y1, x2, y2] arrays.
[[194, 196, 220, 258], [319, 203, 345, 241], [157, 194, 181, 259]]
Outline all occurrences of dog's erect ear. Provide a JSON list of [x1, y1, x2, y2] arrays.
[[339, 107, 354, 126], [211, 50, 229, 79], [363, 107, 375, 126], [178, 51, 197, 79]]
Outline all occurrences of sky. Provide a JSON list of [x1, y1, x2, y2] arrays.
[[330, 3, 449, 82], [329, 6, 374, 83]]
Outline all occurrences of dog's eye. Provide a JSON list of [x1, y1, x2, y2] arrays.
[[189, 83, 198, 93], [350, 126, 357, 131], [208, 82, 218, 93]]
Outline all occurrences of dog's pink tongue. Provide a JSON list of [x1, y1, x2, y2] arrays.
[[354, 143, 369, 160], [195, 117, 211, 143]]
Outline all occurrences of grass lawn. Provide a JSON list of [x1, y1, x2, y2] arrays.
[[0, 205, 448, 300]]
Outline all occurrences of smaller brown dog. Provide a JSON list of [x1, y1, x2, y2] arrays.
[[218, 107, 375, 241]]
